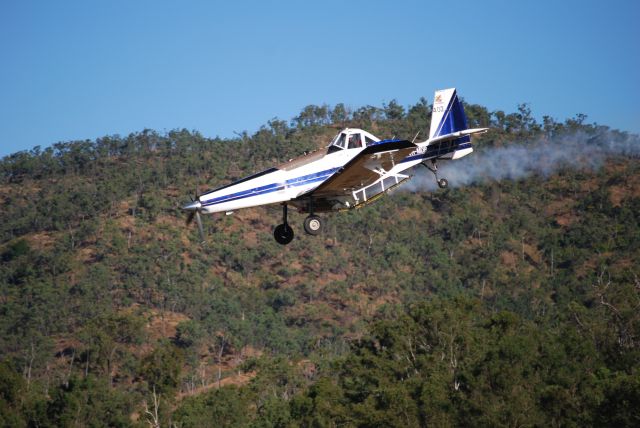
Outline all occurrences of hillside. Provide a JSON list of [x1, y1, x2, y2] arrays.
[[1, 100, 639, 426]]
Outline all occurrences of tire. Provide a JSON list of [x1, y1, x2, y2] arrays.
[[274, 223, 294, 245], [303, 215, 323, 236], [438, 178, 448, 189]]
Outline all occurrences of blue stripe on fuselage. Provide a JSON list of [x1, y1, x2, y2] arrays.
[[201, 167, 340, 207]]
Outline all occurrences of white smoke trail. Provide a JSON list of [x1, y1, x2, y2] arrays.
[[404, 130, 640, 192]]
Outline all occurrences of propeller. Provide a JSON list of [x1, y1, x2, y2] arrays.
[[182, 186, 205, 243]]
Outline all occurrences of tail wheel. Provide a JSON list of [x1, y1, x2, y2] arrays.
[[274, 223, 294, 245], [438, 178, 449, 189], [303, 215, 323, 236]]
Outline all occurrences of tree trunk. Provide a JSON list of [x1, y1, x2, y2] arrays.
[[65, 348, 75, 388], [144, 387, 161, 428], [25, 342, 35, 390], [217, 339, 226, 388]]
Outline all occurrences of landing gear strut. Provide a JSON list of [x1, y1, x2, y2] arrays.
[[303, 198, 324, 236], [422, 159, 448, 189], [274, 204, 294, 245]]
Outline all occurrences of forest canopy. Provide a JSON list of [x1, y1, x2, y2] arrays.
[[0, 98, 639, 426]]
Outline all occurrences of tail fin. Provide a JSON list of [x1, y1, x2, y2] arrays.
[[429, 88, 469, 140]]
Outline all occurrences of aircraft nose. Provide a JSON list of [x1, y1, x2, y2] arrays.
[[182, 200, 201, 211]]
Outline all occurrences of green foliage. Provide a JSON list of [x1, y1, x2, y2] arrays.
[[1, 239, 30, 262], [174, 386, 251, 427], [291, 297, 640, 426], [175, 320, 204, 348], [140, 342, 184, 395], [41, 375, 134, 427], [0, 361, 26, 427]]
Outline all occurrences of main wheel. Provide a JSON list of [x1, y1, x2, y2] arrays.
[[303, 215, 323, 235], [438, 178, 448, 189], [274, 223, 294, 245]]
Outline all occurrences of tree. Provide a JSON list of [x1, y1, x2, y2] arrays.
[[173, 386, 251, 427], [139, 342, 184, 395], [330, 103, 350, 125], [0, 361, 26, 427], [383, 99, 405, 121]]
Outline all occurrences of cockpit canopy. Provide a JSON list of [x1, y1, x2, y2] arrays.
[[329, 128, 380, 150]]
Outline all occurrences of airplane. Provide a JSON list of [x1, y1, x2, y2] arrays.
[[182, 88, 488, 245]]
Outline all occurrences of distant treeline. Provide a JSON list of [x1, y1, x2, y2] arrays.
[[3, 97, 630, 182]]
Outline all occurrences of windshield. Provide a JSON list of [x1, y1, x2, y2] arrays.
[[331, 133, 346, 149]]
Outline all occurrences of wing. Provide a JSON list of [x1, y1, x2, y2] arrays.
[[294, 140, 416, 211]]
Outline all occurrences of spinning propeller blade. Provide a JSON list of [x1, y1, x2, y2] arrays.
[[186, 211, 195, 226], [181, 186, 206, 243], [195, 211, 205, 243]]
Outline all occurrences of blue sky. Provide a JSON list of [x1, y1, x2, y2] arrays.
[[1, 0, 638, 157]]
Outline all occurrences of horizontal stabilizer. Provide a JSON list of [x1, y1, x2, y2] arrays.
[[426, 127, 488, 145]]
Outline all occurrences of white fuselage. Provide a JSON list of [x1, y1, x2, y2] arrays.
[[199, 148, 356, 214], [198, 137, 472, 215]]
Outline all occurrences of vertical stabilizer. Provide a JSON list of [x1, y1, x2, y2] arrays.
[[429, 88, 469, 140]]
